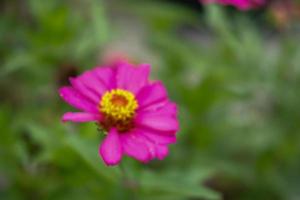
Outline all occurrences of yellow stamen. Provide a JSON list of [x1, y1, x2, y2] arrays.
[[99, 89, 138, 132]]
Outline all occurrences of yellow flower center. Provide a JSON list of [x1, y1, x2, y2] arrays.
[[99, 89, 138, 132]]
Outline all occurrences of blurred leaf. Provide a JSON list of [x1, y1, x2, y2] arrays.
[[0, 52, 36, 77], [140, 170, 221, 200]]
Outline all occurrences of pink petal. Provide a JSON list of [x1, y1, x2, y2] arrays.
[[135, 111, 179, 132], [116, 62, 150, 94], [62, 112, 101, 122], [136, 81, 168, 109], [139, 99, 168, 112], [141, 137, 169, 160], [69, 72, 102, 104], [94, 66, 116, 90], [140, 101, 177, 117], [120, 130, 151, 163], [155, 145, 169, 160], [138, 128, 177, 145], [99, 128, 122, 166], [59, 86, 98, 113], [69, 66, 115, 104], [201, 0, 263, 10]]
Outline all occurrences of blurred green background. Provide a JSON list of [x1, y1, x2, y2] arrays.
[[1, 0, 300, 199]]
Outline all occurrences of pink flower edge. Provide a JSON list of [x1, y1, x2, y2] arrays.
[[201, 0, 266, 10]]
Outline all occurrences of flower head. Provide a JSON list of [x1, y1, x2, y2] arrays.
[[59, 61, 179, 166], [201, 0, 266, 10]]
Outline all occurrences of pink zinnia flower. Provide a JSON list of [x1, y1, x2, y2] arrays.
[[59, 61, 179, 166], [201, 0, 266, 10]]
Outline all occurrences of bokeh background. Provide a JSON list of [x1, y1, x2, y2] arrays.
[[1, 0, 300, 199]]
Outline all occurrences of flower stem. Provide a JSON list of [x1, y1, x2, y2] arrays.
[[119, 161, 139, 199]]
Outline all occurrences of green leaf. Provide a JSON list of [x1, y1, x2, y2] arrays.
[[139, 170, 221, 200]]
